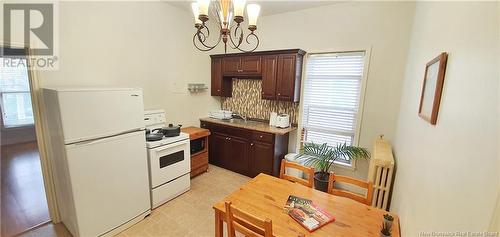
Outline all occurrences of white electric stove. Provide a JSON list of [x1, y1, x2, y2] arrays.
[[146, 134, 189, 149], [144, 110, 190, 209]]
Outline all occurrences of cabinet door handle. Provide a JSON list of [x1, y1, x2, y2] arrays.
[[217, 89, 220, 92], [250, 143, 254, 146], [228, 137, 231, 141], [277, 93, 281, 96], [259, 135, 263, 138], [237, 69, 243, 72]]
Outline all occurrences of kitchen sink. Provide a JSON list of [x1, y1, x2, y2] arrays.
[[226, 118, 262, 125]]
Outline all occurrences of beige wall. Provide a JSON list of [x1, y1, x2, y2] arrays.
[[391, 1, 499, 235], [39, 2, 218, 127], [257, 1, 415, 179]]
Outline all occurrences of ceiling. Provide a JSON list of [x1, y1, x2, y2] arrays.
[[166, 0, 342, 16]]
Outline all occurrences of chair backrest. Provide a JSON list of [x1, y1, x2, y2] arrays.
[[328, 173, 374, 206], [225, 201, 273, 237], [279, 159, 315, 188]]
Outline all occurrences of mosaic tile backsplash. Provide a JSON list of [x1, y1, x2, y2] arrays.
[[221, 79, 299, 125]]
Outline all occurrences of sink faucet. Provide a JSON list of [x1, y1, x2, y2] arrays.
[[232, 113, 247, 122]]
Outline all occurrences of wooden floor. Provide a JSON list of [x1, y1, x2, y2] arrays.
[[1, 142, 50, 237]]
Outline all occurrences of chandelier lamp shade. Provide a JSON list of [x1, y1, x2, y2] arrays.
[[191, 0, 261, 53]]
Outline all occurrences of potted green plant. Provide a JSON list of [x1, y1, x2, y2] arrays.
[[380, 221, 392, 237], [383, 214, 394, 228], [297, 142, 370, 192]]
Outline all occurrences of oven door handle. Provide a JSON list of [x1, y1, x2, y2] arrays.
[[155, 139, 189, 150]]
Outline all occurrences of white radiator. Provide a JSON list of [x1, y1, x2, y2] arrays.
[[368, 137, 395, 210]]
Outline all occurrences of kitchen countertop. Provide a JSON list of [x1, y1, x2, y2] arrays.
[[180, 126, 211, 140], [200, 118, 297, 135]]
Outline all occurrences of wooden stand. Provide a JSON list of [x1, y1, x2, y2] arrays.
[[181, 126, 211, 178]]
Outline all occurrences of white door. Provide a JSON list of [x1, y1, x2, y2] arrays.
[[66, 131, 150, 237], [56, 88, 145, 144]]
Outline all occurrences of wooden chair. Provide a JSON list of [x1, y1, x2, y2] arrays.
[[279, 159, 315, 188], [224, 201, 273, 237], [328, 173, 374, 206]]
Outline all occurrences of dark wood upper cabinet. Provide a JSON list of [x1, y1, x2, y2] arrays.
[[240, 56, 261, 74], [211, 58, 222, 96], [222, 57, 241, 75], [261, 55, 278, 100], [211, 58, 232, 97], [263, 53, 302, 102], [211, 49, 305, 102], [222, 56, 261, 76], [276, 54, 299, 102]]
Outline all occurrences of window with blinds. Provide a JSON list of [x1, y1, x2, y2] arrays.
[[302, 51, 366, 165]]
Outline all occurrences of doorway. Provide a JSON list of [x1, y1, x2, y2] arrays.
[[1, 47, 50, 236]]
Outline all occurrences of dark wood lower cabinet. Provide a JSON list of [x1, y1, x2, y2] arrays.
[[226, 136, 249, 175], [209, 132, 227, 167], [202, 121, 289, 177], [248, 141, 274, 177]]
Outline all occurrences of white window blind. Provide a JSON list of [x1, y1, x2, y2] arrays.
[[302, 52, 365, 165], [0, 57, 34, 128]]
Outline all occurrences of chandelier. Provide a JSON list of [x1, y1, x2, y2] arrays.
[[191, 0, 261, 53]]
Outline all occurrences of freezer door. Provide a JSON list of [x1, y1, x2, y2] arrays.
[[65, 131, 150, 237], [56, 88, 145, 144]]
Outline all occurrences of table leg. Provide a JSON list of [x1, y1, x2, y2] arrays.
[[214, 210, 223, 237]]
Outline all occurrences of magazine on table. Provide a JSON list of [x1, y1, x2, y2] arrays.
[[283, 195, 335, 232]]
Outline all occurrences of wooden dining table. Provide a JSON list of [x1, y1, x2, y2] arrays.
[[213, 173, 400, 237]]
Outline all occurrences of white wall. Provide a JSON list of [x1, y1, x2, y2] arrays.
[[391, 2, 499, 235], [39, 2, 218, 127], [257, 1, 415, 179]]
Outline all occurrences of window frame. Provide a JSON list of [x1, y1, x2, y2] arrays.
[[298, 48, 371, 170]]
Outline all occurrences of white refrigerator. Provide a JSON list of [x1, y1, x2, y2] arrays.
[[43, 88, 151, 237]]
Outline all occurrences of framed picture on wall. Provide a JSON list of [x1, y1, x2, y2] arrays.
[[418, 52, 448, 125]]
